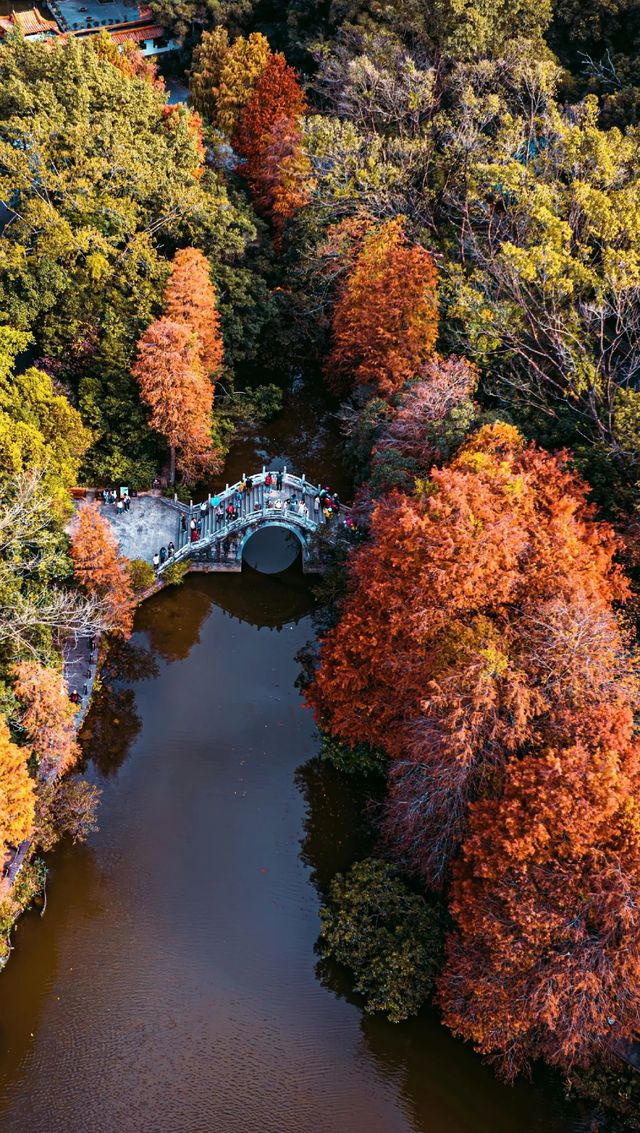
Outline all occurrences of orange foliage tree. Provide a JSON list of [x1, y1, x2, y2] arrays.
[[233, 53, 309, 237], [163, 248, 224, 378], [440, 703, 640, 1077], [308, 423, 628, 883], [70, 503, 134, 638], [0, 716, 34, 850], [326, 218, 439, 398], [92, 30, 162, 88], [255, 116, 314, 245], [14, 661, 80, 777], [132, 317, 220, 485], [308, 420, 640, 1069]]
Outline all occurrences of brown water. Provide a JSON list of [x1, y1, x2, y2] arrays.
[[0, 396, 589, 1133]]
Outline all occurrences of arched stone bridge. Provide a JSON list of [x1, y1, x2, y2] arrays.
[[158, 469, 345, 575]]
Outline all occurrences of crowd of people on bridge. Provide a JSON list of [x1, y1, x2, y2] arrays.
[[146, 471, 351, 572], [152, 542, 176, 570]]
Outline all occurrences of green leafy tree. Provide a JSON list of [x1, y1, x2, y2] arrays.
[[127, 559, 156, 593], [189, 26, 232, 121], [190, 28, 271, 134], [151, 0, 255, 42], [319, 733, 387, 775], [0, 35, 263, 485], [444, 92, 640, 481], [0, 329, 90, 510], [327, 0, 551, 57], [318, 858, 444, 1022]]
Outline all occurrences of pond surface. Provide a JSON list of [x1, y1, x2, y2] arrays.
[[0, 393, 588, 1132], [0, 569, 587, 1133]]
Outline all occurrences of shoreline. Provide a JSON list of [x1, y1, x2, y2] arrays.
[[0, 571, 177, 968]]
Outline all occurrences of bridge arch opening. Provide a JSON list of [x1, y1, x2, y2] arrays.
[[240, 523, 305, 574]]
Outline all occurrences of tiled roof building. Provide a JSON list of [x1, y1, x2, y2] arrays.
[[0, 0, 176, 54], [0, 7, 59, 38]]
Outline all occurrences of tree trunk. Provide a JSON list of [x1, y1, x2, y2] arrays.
[[169, 445, 176, 486]]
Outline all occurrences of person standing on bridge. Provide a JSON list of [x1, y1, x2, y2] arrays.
[[216, 504, 224, 528], [181, 514, 187, 533], [239, 482, 249, 513], [200, 500, 208, 521], [276, 470, 283, 491], [168, 541, 175, 557], [190, 517, 197, 532], [159, 546, 167, 564], [314, 494, 320, 516], [153, 552, 160, 570]]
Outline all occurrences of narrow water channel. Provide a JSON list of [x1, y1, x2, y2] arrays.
[[0, 394, 588, 1132]]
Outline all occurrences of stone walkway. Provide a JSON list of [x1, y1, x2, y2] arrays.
[[101, 495, 181, 564], [63, 634, 98, 719]]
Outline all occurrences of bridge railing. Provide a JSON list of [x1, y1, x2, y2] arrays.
[[163, 468, 326, 511]]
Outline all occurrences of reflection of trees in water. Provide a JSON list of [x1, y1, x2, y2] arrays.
[[137, 568, 315, 657], [295, 756, 380, 895], [134, 580, 214, 662], [81, 687, 141, 779], [357, 1009, 578, 1133], [82, 567, 316, 782], [101, 638, 159, 684], [296, 763, 580, 1133], [79, 638, 158, 778], [296, 756, 389, 1018]]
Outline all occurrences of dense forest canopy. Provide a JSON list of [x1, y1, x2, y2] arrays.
[[1, 0, 640, 1123]]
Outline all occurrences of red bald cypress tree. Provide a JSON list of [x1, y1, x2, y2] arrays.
[[233, 53, 308, 236], [70, 503, 135, 639], [132, 317, 220, 485], [308, 423, 629, 884], [164, 247, 224, 379], [440, 704, 640, 1077], [326, 218, 439, 398]]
